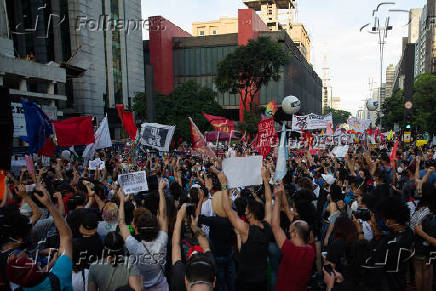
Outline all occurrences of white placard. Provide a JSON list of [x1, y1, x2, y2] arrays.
[[89, 158, 105, 170], [331, 145, 349, 158], [222, 156, 263, 188], [118, 171, 149, 194]]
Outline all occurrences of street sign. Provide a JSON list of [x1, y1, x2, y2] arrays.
[[403, 132, 411, 143], [404, 101, 413, 110]]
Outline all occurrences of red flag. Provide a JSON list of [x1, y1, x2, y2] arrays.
[[116, 104, 138, 140], [53, 117, 95, 146], [189, 117, 216, 159], [256, 118, 278, 158], [202, 113, 235, 133], [38, 138, 56, 157], [390, 138, 399, 165]]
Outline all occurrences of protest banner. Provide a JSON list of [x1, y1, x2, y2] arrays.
[[347, 117, 371, 132], [140, 123, 175, 152], [25, 155, 35, 175], [222, 156, 263, 188], [118, 171, 149, 194], [292, 113, 333, 131], [257, 118, 278, 158]]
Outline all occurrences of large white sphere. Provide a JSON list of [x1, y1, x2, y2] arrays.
[[366, 99, 379, 111], [282, 95, 301, 115]]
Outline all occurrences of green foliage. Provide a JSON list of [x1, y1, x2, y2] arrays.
[[323, 107, 352, 127], [380, 89, 404, 129], [133, 80, 224, 141], [413, 73, 436, 133], [215, 36, 290, 114], [379, 73, 436, 133], [239, 110, 261, 135]]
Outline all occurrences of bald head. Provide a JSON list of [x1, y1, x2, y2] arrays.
[[291, 220, 310, 244]]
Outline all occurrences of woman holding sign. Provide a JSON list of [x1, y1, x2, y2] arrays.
[[117, 180, 169, 291]]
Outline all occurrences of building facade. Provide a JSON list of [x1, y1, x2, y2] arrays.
[[192, 17, 238, 36], [415, 5, 427, 78], [146, 11, 322, 121], [409, 8, 423, 44], [3, 0, 144, 139], [385, 64, 395, 99]]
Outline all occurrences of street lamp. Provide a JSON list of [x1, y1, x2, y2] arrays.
[[360, 2, 395, 129]]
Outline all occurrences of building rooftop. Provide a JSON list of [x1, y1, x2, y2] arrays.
[[243, 0, 295, 10]]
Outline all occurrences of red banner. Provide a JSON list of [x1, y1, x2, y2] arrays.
[[52, 117, 95, 146], [256, 118, 278, 158], [202, 113, 235, 133], [189, 117, 216, 159]]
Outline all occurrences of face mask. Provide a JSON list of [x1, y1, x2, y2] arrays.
[[107, 179, 113, 184], [397, 167, 403, 174]]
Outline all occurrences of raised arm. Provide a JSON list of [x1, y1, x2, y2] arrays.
[[272, 183, 286, 248], [117, 188, 131, 241], [158, 179, 168, 233], [172, 204, 186, 265], [191, 214, 210, 253], [16, 185, 41, 225], [53, 191, 65, 217], [218, 171, 249, 240], [262, 166, 272, 224], [34, 184, 72, 259]]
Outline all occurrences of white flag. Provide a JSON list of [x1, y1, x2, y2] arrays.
[[95, 116, 112, 150], [83, 116, 111, 159]]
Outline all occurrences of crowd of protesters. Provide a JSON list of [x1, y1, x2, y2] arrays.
[[1, 141, 436, 291]]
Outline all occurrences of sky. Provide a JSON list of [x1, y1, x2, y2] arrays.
[[141, 0, 426, 115]]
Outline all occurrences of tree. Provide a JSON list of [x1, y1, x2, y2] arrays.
[[215, 36, 290, 115], [134, 81, 224, 141], [413, 73, 436, 133], [379, 74, 436, 133], [323, 107, 352, 127], [380, 89, 404, 129]]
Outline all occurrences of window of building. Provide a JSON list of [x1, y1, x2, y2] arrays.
[[213, 30, 217, 35], [200, 31, 205, 36]]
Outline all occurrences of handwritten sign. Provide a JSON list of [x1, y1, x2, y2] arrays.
[[118, 171, 149, 194], [222, 156, 263, 188]]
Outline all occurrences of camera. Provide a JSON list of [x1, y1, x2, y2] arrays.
[[353, 208, 371, 221]]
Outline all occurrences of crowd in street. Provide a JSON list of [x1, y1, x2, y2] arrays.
[[1, 142, 436, 291]]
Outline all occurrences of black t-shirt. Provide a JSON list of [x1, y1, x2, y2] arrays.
[[170, 251, 215, 291], [73, 234, 104, 270], [198, 215, 235, 257], [326, 239, 346, 272], [66, 208, 101, 238], [363, 228, 414, 290], [237, 221, 272, 283]]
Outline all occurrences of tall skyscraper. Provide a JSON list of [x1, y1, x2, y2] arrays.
[[415, 5, 427, 77], [385, 64, 395, 98]]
